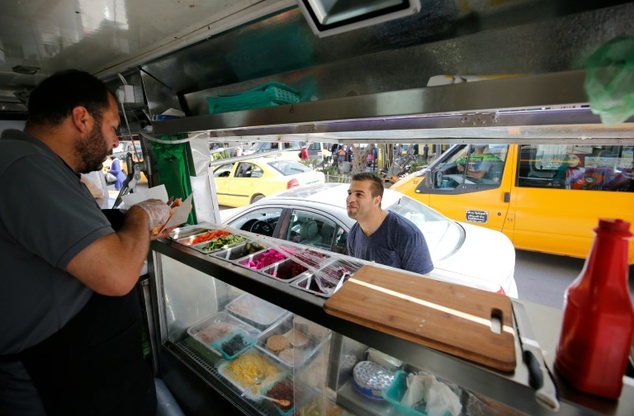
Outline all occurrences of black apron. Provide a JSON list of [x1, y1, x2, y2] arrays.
[[19, 287, 157, 416]]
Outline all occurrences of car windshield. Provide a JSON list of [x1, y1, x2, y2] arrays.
[[267, 160, 311, 175], [384, 193, 464, 261]]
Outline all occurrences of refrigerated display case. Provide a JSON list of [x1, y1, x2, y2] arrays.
[[147, 225, 634, 416]]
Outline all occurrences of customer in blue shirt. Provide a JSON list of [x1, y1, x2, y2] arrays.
[[108, 156, 127, 190], [346, 172, 434, 275]]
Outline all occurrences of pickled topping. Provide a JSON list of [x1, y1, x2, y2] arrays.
[[266, 260, 307, 279], [199, 235, 247, 252], [242, 249, 286, 269], [189, 229, 230, 245], [244, 242, 265, 254]]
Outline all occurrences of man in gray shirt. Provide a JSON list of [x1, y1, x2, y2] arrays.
[[0, 70, 173, 415]]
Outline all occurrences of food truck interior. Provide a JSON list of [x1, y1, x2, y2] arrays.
[[1, 1, 633, 415]]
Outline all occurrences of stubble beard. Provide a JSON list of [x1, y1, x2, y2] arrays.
[[75, 117, 110, 174]]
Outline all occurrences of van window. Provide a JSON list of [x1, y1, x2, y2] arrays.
[[517, 145, 633, 191], [433, 144, 508, 190]]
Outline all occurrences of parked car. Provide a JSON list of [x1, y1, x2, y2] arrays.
[[212, 158, 326, 207], [242, 141, 303, 160], [390, 143, 634, 264], [220, 183, 518, 297]]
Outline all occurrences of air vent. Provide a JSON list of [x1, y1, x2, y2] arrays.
[[297, 0, 420, 38]]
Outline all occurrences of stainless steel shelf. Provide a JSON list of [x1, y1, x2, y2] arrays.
[[152, 70, 634, 145]]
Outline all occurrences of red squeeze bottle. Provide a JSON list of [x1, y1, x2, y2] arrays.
[[555, 218, 634, 399]]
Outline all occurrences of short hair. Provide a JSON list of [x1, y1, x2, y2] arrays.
[[26, 69, 115, 127], [351, 172, 384, 198]]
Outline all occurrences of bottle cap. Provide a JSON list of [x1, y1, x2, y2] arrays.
[[598, 218, 631, 233]]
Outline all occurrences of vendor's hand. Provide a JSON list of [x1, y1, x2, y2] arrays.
[[457, 164, 464, 172], [150, 225, 178, 240], [134, 199, 171, 231]]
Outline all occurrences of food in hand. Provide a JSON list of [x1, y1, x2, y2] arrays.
[[150, 197, 183, 235]]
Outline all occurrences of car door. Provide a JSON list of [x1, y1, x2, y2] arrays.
[[212, 162, 235, 206], [232, 162, 259, 206], [512, 144, 634, 261], [414, 144, 514, 234]]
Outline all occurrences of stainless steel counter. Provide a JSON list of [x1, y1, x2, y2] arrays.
[[150, 237, 634, 415]]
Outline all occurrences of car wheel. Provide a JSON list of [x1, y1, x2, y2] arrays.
[[251, 194, 265, 203]]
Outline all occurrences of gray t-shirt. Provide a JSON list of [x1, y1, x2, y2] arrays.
[[0, 129, 114, 354], [347, 211, 434, 275]]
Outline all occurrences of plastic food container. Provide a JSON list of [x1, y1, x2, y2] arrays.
[[291, 259, 362, 297], [291, 275, 332, 298], [187, 311, 260, 357], [237, 248, 287, 270], [277, 246, 332, 268], [212, 242, 266, 261], [382, 370, 426, 416], [262, 259, 310, 283], [312, 259, 361, 292], [226, 293, 288, 331], [211, 328, 257, 360], [256, 314, 330, 368], [169, 225, 212, 241], [352, 360, 395, 401], [218, 349, 287, 397], [192, 234, 247, 254], [260, 377, 310, 416], [176, 229, 231, 246]]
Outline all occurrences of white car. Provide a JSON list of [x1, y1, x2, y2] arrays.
[[221, 183, 518, 297]]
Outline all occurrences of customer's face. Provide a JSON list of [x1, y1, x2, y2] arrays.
[[346, 180, 379, 220], [75, 95, 120, 173]]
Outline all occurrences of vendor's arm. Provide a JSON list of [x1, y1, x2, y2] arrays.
[[65, 205, 168, 296]]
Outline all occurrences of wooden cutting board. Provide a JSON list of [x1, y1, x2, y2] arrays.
[[323, 265, 516, 372]]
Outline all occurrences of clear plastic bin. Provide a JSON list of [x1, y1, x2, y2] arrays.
[[226, 293, 288, 331], [191, 234, 247, 254], [236, 248, 287, 270], [256, 314, 330, 368], [262, 259, 310, 283], [212, 242, 266, 261], [187, 311, 260, 356]]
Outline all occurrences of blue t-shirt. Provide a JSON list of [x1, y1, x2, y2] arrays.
[[347, 211, 434, 275]]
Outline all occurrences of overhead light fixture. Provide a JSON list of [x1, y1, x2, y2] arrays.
[[12, 65, 40, 75], [297, 0, 420, 38]]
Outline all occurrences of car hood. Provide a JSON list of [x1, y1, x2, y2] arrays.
[[431, 222, 517, 297]]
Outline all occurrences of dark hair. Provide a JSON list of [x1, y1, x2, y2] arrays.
[[26, 69, 115, 127], [351, 172, 384, 198]]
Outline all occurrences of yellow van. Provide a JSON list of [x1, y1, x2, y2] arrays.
[[390, 143, 634, 264]]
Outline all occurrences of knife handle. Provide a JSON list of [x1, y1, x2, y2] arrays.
[[524, 350, 544, 389]]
